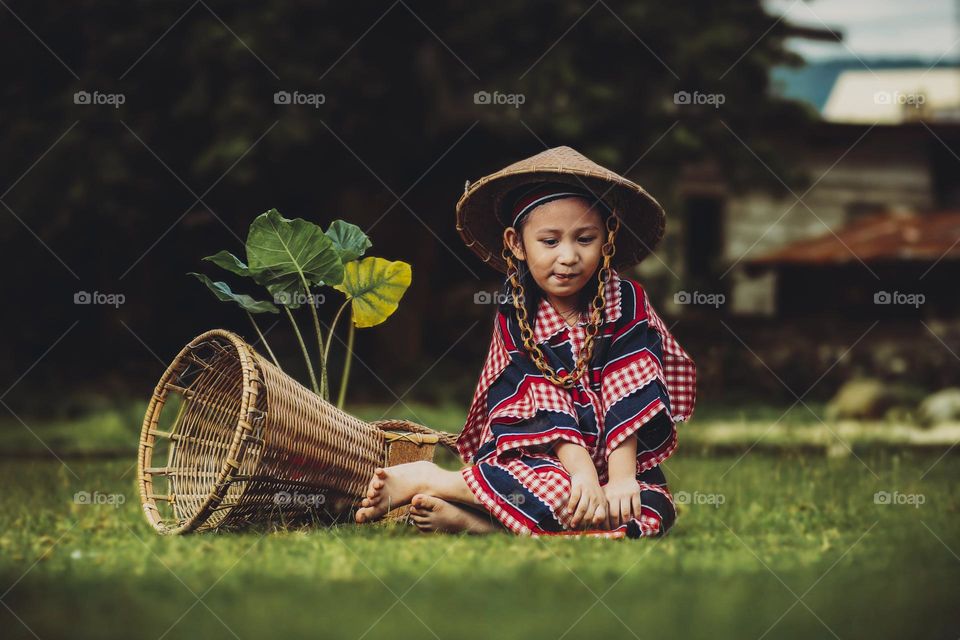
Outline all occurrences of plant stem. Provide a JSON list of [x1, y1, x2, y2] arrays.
[[245, 311, 282, 370], [298, 278, 328, 401], [337, 309, 355, 410], [284, 306, 319, 395], [324, 298, 351, 370]]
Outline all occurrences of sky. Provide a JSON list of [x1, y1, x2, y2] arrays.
[[765, 0, 960, 62]]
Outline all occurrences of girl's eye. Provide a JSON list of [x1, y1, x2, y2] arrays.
[[579, 236, 597, 243], [540, 239, 558, 246]]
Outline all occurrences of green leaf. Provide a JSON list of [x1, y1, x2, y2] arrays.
[[325, 220, 372, 263], [203, 250, 250, 277], [188, 272, 279, 314], [246, 209, 344, 304], [332, 257, 411, 328]]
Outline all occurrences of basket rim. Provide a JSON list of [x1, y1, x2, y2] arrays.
[[136, 328, 263, 534]]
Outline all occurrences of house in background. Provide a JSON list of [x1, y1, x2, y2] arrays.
[[665, 66, 960, 318], [742, 209, 960, 318]]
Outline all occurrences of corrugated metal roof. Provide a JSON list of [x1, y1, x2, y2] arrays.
[[745, 210, 960, 265]]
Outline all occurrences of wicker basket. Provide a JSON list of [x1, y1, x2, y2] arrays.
[[136, 329, 457, 534]]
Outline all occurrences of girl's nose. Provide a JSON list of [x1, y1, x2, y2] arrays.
[[558, 246, 578, 264]]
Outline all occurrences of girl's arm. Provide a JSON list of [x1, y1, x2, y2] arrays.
[[555, 440, 595, 477], [607, 434, 638, 480], [555, 441, 607, 529], [604, 435, 642, 528]]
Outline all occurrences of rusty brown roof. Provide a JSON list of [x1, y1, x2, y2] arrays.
[[745, 210, 960, 265]]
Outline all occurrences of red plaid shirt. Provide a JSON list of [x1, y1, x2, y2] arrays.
[[455, 268, 696, 464]]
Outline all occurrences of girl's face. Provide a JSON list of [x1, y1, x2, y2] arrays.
[[503, 196, 605, 311]]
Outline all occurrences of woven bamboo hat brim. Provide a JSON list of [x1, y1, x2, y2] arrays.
[[456, 145, 666, 274]]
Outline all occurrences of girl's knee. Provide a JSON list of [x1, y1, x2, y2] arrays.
[[638, 485, 676, 537]]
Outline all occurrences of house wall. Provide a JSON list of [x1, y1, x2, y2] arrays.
[[676, 126, 940, 315], [722, 129, 934, 266]]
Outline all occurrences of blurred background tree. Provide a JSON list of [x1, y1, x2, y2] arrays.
[[0, 0, 815, 413]]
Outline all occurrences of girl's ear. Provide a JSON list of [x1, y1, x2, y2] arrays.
[[503, 227, 526, 261]]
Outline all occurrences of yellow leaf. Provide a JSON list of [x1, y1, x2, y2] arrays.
[[333, 257, 412, 328]]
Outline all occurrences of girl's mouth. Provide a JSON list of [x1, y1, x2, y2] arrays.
[[552, 273, 578, 282]]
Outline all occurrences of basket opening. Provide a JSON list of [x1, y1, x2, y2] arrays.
[[142, 336, 265, 532]]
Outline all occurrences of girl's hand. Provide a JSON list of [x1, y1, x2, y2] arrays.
[[603, 477, 642, 529], [567, 471, 608, 529]]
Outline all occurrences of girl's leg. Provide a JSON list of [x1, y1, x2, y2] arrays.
[[354, 461, 481, 523]]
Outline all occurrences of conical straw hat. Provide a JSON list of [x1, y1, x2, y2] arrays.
[[456, 145, 666, 274]]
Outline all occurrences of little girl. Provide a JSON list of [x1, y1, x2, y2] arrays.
[[355, 146, 696, 539]]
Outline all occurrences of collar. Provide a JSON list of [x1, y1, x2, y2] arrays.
[[533, 268, 622, 344]]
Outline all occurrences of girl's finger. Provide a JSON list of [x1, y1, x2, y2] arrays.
[[573, 495, 589, 527], [621, 497, 632, 525], [567, 485, 581, 514], [580, 501, 593, 528], [610, 498, 623, 527], [589, 498, 607, 527], [631, 493, 643, 521], [592, 502, 606, 527], [599, 500, 612, 529]]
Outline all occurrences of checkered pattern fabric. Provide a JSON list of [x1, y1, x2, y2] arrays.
[[461, 456, 676, 538], [531, 275, 621, 343], [644, 294, 696, 422], [489, 375, 577, 419], [600, 346, 665, 415], [453, 268, 695, 539], [456, 269, 696, 463]]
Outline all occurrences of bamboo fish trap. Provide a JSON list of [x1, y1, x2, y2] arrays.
[[136, 329, 457, 534]]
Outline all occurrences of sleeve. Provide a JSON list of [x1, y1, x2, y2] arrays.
[[485, 354, 588, 459], [600, 290, 694, 462], [455, 313, 510, 464], [644, 294, 697, 422]]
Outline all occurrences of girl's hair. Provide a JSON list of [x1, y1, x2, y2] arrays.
[[498, 193, 610, 328]]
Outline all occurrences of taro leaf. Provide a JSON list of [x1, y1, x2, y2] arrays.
[[246, 209, 344, 306], [263, 282, 305, 309], [325, 220, 372, 263], [188, 272, 279, 314], [203, 250, 250, 277], [332, 257, 411, 328]]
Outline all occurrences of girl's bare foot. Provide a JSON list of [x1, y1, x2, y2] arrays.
[[354, 461, 440, 523], [408, 494, 503, 534]]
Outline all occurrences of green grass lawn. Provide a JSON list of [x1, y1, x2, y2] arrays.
[[1, 450, 957, 639], [6, 398, 956, 459]]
